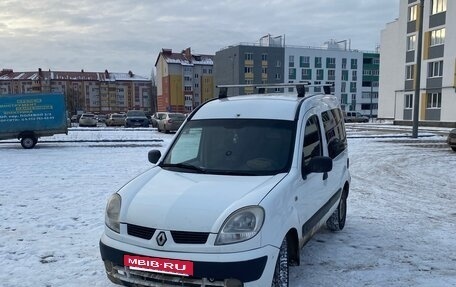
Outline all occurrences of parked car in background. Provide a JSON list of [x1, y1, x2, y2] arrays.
[[97, 114, 107, 123], [157, 112, 186, 133], [344, 111, 369, 123], [447, 129, 456, 152], [78, 113, 98, 127], [125, 110, 149, 128], [70, 115, 80, 123], [150, 112, 167, 128], [105, 113, 126, 127]]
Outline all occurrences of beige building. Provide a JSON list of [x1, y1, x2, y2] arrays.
[[155, 48, 214, 113], [379, 0, 456, 126], [0, 68, 153, 115]]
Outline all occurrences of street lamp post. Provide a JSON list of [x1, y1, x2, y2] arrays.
[[412, 0, 424, 138]]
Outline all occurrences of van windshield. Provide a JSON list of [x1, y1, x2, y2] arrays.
[[161, 119, 295, 176]]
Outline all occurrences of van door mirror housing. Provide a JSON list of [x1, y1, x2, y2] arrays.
[[302, 156, 333, 178], [148, 150, 162, 164]]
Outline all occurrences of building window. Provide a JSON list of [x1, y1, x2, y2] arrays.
[[326, 57, 336, 68], [244, 66, 253, 73], [351, 59, 358, 69], [350, 82, 357, 93], [276, 60, 281, 67], [428, 60, 443, 78], [406, 65, 415, 80], [432, 0, 447, 15], [262, 67, 268, 74], [407, 35, 416, 51], [427, 92, 441, 108], [341, 82, 346, 93], [245, 53, 253, 60], [316, 69, 324, 80], [289, 55, 295, 67], [342, 58, 347, 69], [289, 68, 296, 80], [352, 70, 357, 81], [327, 69, 335, 81], [363, 70, 372, 76], [275, 73, 281, 80], [300, 56, 310, 67], [430, 28, 445, 46], [261, 53, 268, 61], [373, 58, 380, 65], [408, 5, 417, 21], [341, 94, 348, 104], [314, 57, 322, 68], [341, 70, 348, 81], [405, 94, 413, 109], [301, 69, 312, 80]]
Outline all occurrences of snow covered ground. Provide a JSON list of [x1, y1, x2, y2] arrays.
[[0, 125, 455, 287]]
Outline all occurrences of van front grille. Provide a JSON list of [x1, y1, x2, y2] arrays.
[[170, 231, 209, 244], [127, 224, 156, 240]]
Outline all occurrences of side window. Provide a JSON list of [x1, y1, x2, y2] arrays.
[[302, 115, 322, 174], [322, 108, 348, 159]]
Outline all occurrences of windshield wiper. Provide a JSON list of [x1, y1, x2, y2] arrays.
[[160, 163, 206, 173]]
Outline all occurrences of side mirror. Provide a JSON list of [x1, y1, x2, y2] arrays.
[[307, 156, 333, 173], [302, 156, 333, 179], [148, 150, 161, 164]]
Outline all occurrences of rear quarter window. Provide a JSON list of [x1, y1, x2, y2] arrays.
[[322, 108, 347, 159]]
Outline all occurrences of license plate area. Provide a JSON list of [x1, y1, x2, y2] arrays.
[[124, 255, 194, 276]]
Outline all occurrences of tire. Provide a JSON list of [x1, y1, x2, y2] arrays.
[[326, 191, 347, 231], [271, 238, 289, 287], [452, 147, 456, 152], [21, 137, 37, 149]]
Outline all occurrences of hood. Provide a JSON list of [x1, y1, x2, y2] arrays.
[[119, 168, 285, 232]]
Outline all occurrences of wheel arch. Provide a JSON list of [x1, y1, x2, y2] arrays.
[[286, 228, 300, 266], [343, 181, 350, 197], [18, 131, 37, 140]]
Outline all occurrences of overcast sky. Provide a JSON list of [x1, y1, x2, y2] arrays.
[[0, 0, 399, 78]]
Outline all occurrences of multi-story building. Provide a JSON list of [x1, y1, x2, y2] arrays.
[[215, 35, 379, 117], [379, 0, 456, 126], [215, 35, 285, 96], [155, 48, 214, 113], [361, 53, 380, 118], [0, 69, 153, 115]]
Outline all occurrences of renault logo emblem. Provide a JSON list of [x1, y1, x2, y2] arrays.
[[156, 232, 167, 246]]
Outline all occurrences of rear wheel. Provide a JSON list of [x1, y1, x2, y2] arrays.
[[326, 191, 347, 231], [271, 238, 289, 287]]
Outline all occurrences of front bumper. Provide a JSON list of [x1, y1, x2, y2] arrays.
[[100, 234, 277, 286]]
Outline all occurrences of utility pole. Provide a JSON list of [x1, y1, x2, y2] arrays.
[[412, 0, 424, 138]]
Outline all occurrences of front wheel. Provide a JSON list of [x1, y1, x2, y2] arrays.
[[21, 137, 37, 149], [271, 237, 289, 287], [326, 191, 347, 231]]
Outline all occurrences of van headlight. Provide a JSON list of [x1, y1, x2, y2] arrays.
[[105, 193, 121, 233], [215, 206, 264, 245]]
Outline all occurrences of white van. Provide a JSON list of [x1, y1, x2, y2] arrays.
[[100, 84, 351, 287]]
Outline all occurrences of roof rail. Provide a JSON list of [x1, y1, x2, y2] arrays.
[[216, 82, 333, 98]]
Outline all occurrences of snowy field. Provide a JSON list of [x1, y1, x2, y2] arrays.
[[0, 125, 455, 287]]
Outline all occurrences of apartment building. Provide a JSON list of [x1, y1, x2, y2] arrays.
[[215, 35, 379, 117], [0, 69, 153, 115], [155, 48, 214, 113], [379, 0, 456, 126], [214, 35, 285, 96]]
